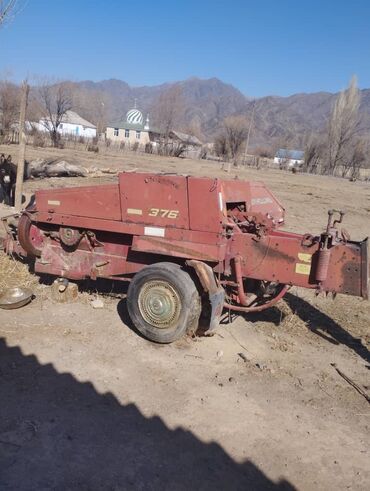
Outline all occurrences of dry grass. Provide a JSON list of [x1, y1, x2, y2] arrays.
[[0, 252, 39, 295], [0, 251, 117, 306], [277, 296, 309, 332]]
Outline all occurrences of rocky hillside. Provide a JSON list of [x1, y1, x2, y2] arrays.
[[69, 77, 370, 146]]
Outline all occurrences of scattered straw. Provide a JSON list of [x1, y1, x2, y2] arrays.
[[0, 252, 39, 295], [278, 298, 309, 331]]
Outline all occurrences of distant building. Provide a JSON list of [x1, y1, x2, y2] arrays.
[[105, 105, 203, 157], [274, 149, 304, 167], [34, 110, 97, 139], [106, 106, 160, 146], [168, 130, 203, 158], [168, 130, 202, 148]]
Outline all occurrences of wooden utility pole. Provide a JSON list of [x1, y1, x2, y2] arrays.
[[243, 100, 256, 166], [15, 80, 29, 210]]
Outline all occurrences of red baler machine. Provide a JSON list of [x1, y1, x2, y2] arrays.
[[2, 172, 369, 343]]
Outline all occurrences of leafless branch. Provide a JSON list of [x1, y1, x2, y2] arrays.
[[0, 80, 20, 136], [151, 86, 184, 139], [325, 76, 361, 175], [0, 0, 20, 26], [38, 82, 73, 147]]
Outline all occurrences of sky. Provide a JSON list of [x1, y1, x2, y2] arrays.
[[1, 0, 370, 97]]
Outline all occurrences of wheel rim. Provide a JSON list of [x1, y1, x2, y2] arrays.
[[138, 280, 181, 329]]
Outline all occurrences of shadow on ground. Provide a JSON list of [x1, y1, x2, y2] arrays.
[[220, 291, 369, 366], [284, 292, 370, 364], [0, 337, 296, 491]]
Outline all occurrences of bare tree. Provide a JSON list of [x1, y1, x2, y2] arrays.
[[341, 138, 367, 179], [152, 85, 184, 139], [223, 115, 249, 164], [185, 118, 203, 141], [0, 0, 17, 26], [38, 82, 73, 147], [325, 76, 360, 175], [303, 135, 324, 174], [0, 80, 20, 138], [214, 133, 229, 161], [72, 84, 109, 135]]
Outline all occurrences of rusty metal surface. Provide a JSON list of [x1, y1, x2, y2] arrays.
[[322, 240, 368, 298], [119, 172, 190, 229], [186, 259, 225, 331], [31, 210, 222, 245], [186, 259, 219, 294], [231, 232, 319, 288], [35, 184, 122, 221], [35, 239, 131, 280], [360, 238, 369, 300], [132, 236, 225, 262], [6, 171, 368, 311], [18, 214, 43, 257], [187, 177, 223, 233], [315, 248, 331, 283], [220, 179, 285, 224]]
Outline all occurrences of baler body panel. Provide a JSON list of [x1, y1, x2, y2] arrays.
[[221, 180, 285, 223], [35, 184, 122, 221], [35, 237, 130, 280], [187, 177, 224, 233], [131, 236, 226, 262], [322, 238, 369, 299], [231, 231, 319, 288], [119, 172, 189, 230], [231, 231, 369, 298], [132, 236, 226, 263]]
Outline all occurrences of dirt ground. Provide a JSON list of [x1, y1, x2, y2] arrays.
[[0, 144, 369, 491]]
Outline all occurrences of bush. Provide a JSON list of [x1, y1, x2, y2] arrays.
[[87, 144, 99, 153], [199, 146, 208, 159], [145, 142, 153, 154], [32, 132, 46, 148], [157, 141, 186, 158]]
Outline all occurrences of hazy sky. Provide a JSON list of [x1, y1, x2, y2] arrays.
[[1, 0, 370, 96]]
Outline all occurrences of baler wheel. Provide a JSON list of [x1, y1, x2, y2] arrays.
[[127, 262, 201, 343]]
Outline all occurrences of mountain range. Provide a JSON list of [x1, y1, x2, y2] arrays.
[[70, 77, 370, 148]]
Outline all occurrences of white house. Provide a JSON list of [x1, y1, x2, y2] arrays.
[[35, 110, 97, 139], [274, 149, 304, 168]]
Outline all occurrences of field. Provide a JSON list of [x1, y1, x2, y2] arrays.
[[0, 144, 369, 490]]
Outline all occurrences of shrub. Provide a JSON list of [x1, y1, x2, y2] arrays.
[[87, 144, 99, 153], [32, 132, 46, 148], [145, 143, 153, 154]]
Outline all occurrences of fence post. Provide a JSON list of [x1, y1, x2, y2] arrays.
[[14, 81, 29, 211]]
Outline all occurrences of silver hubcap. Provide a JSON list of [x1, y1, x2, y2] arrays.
[[138, 280, 181, 329]]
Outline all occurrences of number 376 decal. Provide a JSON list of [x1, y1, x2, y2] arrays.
[[149, 208, 179, 219]]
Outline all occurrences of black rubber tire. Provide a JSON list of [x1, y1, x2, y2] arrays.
[[127, 262, 201, 343]]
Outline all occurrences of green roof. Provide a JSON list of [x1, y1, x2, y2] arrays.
[[107, 121, 161, 133], [107, 121, 145, 131]]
